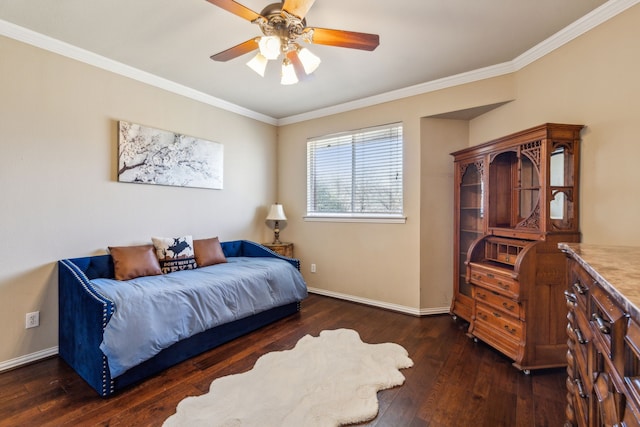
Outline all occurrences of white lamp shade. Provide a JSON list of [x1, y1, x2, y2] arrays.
[[298, 47, 321, 74], [258, 36, 281, 60], [266, 203, 287, 221], [247, 53, 268, 77], [281, 59, 298, 85]]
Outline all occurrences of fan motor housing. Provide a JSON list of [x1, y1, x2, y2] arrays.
[[257, 2, 307, 39]]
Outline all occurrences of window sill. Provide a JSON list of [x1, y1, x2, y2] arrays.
[[303, 215, 407, 224]]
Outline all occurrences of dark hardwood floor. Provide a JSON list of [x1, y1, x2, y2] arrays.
[[0, 294, 566, 426]]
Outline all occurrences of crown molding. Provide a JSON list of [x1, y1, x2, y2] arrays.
[[277, 61, 516, 126], [2, 0, 638, 126], [512, 0, 640, 70], [0, 19, 278, 126], [279, 0, 640, 125]]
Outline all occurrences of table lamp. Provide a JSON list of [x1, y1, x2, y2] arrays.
[[265, 203, 287, 244]]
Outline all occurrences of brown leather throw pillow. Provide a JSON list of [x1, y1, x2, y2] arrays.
[[108, 244, 163, 280], [193, 237, 227, 267]]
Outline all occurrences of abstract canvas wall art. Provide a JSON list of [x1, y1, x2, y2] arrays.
[[118, 121, 223, 189]]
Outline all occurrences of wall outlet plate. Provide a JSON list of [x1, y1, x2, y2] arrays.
[[26, 311, 39, 328]]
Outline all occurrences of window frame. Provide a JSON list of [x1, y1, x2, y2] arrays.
[[305, 122, 406, 224]]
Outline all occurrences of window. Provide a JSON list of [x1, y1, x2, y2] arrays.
[[306, 123, 404, 221]]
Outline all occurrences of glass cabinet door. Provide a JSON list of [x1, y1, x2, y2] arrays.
[[549, 144, 577, 231], [488, 148, 541, 233], [518, 154, 540, 224], [458, 163, 483, 298]]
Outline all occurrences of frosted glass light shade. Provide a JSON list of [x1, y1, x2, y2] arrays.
[[247, 53, 268, 77], [266, 203, 287, 221], [298, 47, 321, 74], [281, 60, 298, 85], [258, 36, 281, 60]]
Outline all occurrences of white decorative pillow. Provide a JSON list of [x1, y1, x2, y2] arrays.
[[151, 235, 198, 274]]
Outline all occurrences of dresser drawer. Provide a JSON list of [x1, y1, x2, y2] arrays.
[[567, 308, 592, 390], [472, 319, 521, 361], [569, 260, 592, 310], [476, 302, 523, 340], [590, 285, 626, 360], [469, 263, 519, 299], [623, 319, 640, 416], [568, 373, 590, 427], [592, 355, 640, 427], [474, 287, 521, 318], [262, 242, 294, 258]]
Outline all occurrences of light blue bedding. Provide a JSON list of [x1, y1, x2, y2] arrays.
[[90, 257, 307, 378]]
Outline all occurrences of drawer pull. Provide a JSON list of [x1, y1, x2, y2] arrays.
[[487, 273, 495, 279], [574, 328, 588, 345], [493, 311, 502, 318], [477, 292, 486, 300], [574, 378, 588, 399], [564, 290, 577, 304], [573, 281, 588, 295], [592, 313, 610, 334], [504, 325, 517, 334], [502, 302, 515, 311]]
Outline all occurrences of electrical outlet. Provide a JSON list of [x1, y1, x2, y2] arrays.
[[310, 263, 316, 273], [26, 311, 39, 329]]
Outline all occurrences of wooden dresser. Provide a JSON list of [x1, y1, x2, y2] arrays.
[[561, 243, 640, 426], [451, 123, 584, 372]]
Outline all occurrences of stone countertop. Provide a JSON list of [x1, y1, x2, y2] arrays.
[[558, 242, 640, 321]]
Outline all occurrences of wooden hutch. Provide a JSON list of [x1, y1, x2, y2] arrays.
[[450, 123, 583, 372]]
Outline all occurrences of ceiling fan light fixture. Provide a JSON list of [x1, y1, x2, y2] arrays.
[[297, 47, 321, 75], [207, 0, 380, 85], [281, 58, 298, 85], [258, 36, 281, 60], [246, 53, 268, 77]]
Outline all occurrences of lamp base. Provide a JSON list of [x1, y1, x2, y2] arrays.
[[272, 229, 281, 244], [272, 220, 282, 244]]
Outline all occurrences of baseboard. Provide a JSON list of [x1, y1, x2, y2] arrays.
[[0, 293, 450, 371], [0, 346, 59, 373], [307, 287, 450, 317]]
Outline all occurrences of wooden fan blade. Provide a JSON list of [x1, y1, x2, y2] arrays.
[[205, 0, 262, 22], [305, 28, 380, 51], [210, 38, 258, 61], [282, 0, 316, 19]]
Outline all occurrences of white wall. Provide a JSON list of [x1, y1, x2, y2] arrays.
[[277, 3, 640, 314], [3, 2, 640, 368], [277, 77, 516, 313], [0, 36, 277, 366], [469, 3, 640, 245]]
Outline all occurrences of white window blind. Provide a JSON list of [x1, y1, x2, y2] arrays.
[[306, 123, 403, 218]]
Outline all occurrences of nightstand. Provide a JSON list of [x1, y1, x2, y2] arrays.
[[262, 242, 294, 258]]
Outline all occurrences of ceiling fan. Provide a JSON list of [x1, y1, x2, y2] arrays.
[[206, 0, 380, 85]]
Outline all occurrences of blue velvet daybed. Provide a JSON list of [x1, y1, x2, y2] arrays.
[[58, 240, 307, 397]]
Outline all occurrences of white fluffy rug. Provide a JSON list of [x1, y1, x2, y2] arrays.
[[163, 328, 413, 427]]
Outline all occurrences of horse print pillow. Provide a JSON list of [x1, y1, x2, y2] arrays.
[[151, 235, 198, 274]]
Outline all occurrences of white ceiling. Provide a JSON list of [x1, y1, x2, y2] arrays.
[[0, 0, 628, 123]]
